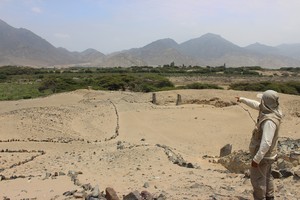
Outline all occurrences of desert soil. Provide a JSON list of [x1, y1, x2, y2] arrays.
[[0, 89, 299, 199]]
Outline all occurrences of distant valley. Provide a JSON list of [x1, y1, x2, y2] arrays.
[[1, 19, 300, 68]]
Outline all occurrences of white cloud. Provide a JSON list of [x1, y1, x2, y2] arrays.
[[31, 6, 42, 13]]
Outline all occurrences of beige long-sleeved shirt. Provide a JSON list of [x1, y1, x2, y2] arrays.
[[239, 97, 277, 164]]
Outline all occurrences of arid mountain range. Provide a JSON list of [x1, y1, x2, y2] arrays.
[[1, 19, 300, 68]]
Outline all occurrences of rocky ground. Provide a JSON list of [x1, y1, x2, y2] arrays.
[[0, 89, 299, 200]]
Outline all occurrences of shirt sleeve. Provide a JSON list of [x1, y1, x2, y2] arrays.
[[239, 97, 260, 110], [253, 120, 277, 164]]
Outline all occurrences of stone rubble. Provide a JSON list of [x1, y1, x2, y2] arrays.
[[217, 138, 300, 179], [156, 144, 200, 169], [57, 170, 168, 200]]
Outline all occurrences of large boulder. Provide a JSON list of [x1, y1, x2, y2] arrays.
[[220, 144, 232, 157], [218, 150, 251, 174]]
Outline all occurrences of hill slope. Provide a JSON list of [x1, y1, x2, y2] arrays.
[[1, 19, 300, 68], [0, 19, 85, 66]]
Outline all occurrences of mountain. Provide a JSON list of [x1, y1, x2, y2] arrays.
[[179, 33, 244, 59], [245, 42, 300, 61], [101, 52, 147, 67], [0, 19, 85, 67], [245, 43, 280, 55], [118, 33, 300, 68], [276, 44, 300, 60], [243, 42, 300, 67], [77, 48, 106, 64], [121, 38, 193, 66], [1, 19, 300, 68]]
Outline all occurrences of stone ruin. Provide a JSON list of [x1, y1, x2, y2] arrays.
[[218, 138, 300, 179]]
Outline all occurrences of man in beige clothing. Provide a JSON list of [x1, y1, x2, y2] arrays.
[[236, 90, 283, 200]]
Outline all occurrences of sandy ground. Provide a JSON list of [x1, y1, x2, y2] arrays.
[[0, 89, 299, 199]]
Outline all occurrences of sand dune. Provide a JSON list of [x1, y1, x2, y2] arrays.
[[0, 89, 299, 199]]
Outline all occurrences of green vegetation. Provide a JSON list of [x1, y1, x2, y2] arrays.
[[0, 65, 299, 100], [0, 65, 264, 77], [0, 66, 179, 100], [178, 83, 223, 90], [37, 74, 174, 94], [0, 83, 51, 100], [229, 81, 300, 95], [128, 65, 262, 76], [279, 67, 300, 72]]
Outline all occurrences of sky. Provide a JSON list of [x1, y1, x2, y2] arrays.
[[1, 0, 300, 54]]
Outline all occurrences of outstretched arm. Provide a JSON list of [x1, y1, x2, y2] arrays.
[[236, 97, 260, 110]]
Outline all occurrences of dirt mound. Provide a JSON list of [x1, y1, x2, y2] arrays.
[[185, 97, 237, 107]]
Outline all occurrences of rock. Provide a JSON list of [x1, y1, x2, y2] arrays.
[[105, 187, 120, 200], [63, 190, 77, 196], [117, 141, 125, 150], [290, 151, 300, 164], [68, 170, 79, 177], [86, 197, 100, 200], [0, 175, 5, 181], [123, 190, 142, 200], [140, 190, 153, 200], [153, 191, 167, 200], [10, 175, 17, 179], [91, 185, 100, 198], [294, 170, 300, 179], [209, 194, 218, 200], [271, 170, 282, 179], [278, 138, 300, 153], [220, 144, 232, 157], [280, 169, 294, 178], [82, 183, 92, 191], [68, 171, 79, 183], [244, 169, 250, 178], [74, 178, 82, 186], [218, 150, 251, 174], [143, 182, 150, 188], [187, 162, 194, 168], [291, 160, 299, 167], [190, 183, 202, 188], [277, 159, 294, 170], [43, 172, 51, 180], [59, 171, 66, 176], [73, 192, 85, 198]]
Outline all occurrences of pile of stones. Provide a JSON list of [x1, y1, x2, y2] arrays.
[[62, 170, 167, 200], [217, 138, 300, 179], [63, 186, 167, 200]]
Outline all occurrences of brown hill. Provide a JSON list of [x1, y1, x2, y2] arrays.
[[1, 19, 300, 68], [0, 19, 84, 67]]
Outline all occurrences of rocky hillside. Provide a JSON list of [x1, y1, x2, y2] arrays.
[[1, 19, 300, 68], [117, 33, 300, 68], [0, 19, 84, 66]]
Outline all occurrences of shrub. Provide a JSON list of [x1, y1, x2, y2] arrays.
[[96, 74, 174, 92], [38, 78, 58, 93], [0, 74, 7, 80], [229, 81, 300, 95], [183, 82, 223, 90]]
